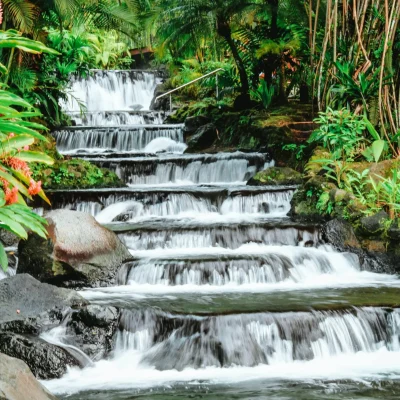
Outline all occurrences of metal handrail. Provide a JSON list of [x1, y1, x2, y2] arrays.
[[155, 68, 224, 112]]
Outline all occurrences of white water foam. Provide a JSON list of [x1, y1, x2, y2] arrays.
[[61, 71, 161, 112], [43, 309, 400, 395], [144, 137, 188, 153]]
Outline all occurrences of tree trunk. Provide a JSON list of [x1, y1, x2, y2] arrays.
[[266, 0, 279, 39], [217, 19, 250, 95]]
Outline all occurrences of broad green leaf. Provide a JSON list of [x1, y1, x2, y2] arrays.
[[371, 140, 386, 163], [0, 243, 7, 272], [0, 135, 35, 154], [0, 122, 47, 141], [363, 116, 381, 141], [0, 209, 28, 239], [15, 151, 54, 165]]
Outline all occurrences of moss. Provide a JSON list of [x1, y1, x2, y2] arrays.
[[31, 158, 123, 190], [28, 132, 123, 190], [248, 167, 303, 186]]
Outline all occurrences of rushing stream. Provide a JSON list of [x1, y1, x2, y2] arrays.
[[42, 70, 400, 399]]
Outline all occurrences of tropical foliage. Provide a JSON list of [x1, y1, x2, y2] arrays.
[[0, 33, 56, 271]]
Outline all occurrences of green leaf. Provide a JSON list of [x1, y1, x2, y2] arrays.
[[0, 169, 31, 199], [0, 209, 28, 239], [0, 121, 47, 141], [363, 116, 381, 141], [0, 242, 7, 272], [371, 139, 386, 163], [0, 135, 35, 154], [15, 151, 54, 165]]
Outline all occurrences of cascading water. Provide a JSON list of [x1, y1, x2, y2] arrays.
[[41, 70, 400, 399], [62, 70, 161, 112]]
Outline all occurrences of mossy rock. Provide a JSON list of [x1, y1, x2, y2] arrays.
[[248, 167, 303, 186], [305, 147, 331, 177], [357, 211, 391, 238], [31, 158, 123, 190]]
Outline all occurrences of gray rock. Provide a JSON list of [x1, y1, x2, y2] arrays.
[[322, 218, 398, 274], [18, 210, 133, 288], [322, 219, 361, 251], [150, 84, 170, 111], [184, 115, 211, 135], [359, 210, 390, 237], [388, 220, 400, 241], [187, 123, 218, 151], [0, 333, 79, 380], [0, 274, 86, 330], [0, 229, 19, 247], [66, 306, 120, 361], [0, 353, 58, 400]]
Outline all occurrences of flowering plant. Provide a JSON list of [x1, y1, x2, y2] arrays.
[[0, 88, 54, 271], [0, 28, 58, 271]]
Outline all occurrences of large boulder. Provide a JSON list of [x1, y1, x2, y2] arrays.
[[0, 274, 86, 332], [0, 353, 58, 400], [0, 274, 86, 379], [184, 115, 211, 135], [18, 210, 133, 288], [187, 123, 218, 151], [247, 167, 303, 186], [358, 211, 390, 237]]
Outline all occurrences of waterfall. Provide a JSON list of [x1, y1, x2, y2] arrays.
[[53, 125, 185, 155], [93, 152, 271, 185], [41, 69, 400, 398], [61, 70, 161, 112], [68, 111, 165, 126]]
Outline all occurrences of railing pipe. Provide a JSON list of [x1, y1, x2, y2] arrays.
[[155, 68, 224, 106]]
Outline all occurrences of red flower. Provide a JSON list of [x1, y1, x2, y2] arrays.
[[5, 187, 18, 205], [28, 179, 42, 196]]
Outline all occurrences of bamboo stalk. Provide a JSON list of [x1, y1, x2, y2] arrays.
[[378, 0, 397, 155]]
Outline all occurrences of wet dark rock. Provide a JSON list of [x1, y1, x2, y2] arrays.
[[66, 306, 120, 361], [18, 210, 133, 288], [248, 167, 302, 186], [0, 229, 19, 247], [388, 220, 400, 241], [0, 333, 79, 380], [322, 218, 399, 274], [358, 211, 390, 237], [150, 84, 169, 111], [187, 123, 218, 151], [323, 219, 362, 251], [184, 115, 211, 135], [0, 353, 58, 400], [0, 274, 86, 332], [0, 274, 87, 378]]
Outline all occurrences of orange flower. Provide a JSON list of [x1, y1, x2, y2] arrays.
[[5, 157, 32, 177], [5, 187, 18, 205], [28, 179, 42, 196], [0, 178, 9, 190]]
